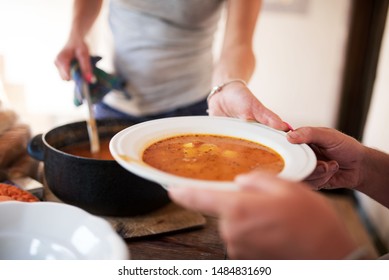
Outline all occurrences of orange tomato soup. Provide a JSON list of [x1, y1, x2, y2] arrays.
[[61, 138, 114, 160], [142, 134, 284, 181]]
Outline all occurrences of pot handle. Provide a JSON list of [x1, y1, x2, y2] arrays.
[[27, 134, 45, 161]]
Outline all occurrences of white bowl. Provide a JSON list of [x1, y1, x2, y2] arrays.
[[110, 116, 316, 190], [0, 201, 129, 260]]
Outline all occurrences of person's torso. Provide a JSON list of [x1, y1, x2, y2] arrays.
[[104, 0, 225, 116]]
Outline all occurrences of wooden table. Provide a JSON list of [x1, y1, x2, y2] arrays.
[[126, 192, 379, 260]]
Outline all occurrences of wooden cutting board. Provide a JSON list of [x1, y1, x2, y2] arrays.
[[44, 185, 206, 239], [104, 203, 206, 239]]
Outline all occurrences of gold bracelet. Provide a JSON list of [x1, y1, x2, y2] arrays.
[[207, 79, 247, 104]]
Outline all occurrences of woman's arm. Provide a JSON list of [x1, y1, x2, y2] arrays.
[[212, 0, 260, 84], [54, 0, 103, 81], [209, 0, 288, 131], [70, 0, 103, 41]]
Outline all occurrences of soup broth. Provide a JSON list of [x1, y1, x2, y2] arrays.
[[142, 134, 284, 181], [60, 138, 113, 160]]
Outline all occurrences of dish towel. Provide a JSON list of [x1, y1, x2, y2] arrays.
[[70, 56, 129, 106]]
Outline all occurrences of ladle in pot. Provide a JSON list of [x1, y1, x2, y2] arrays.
[[82, 80, 100, 153]]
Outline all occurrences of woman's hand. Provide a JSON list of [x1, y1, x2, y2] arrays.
[[54, 0, 103, 82], [54, 37, 92, 82], [207, 82, 289, 131], [169, 171, 357, 259]]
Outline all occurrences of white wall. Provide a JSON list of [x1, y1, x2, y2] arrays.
[[250, 0, 351, 128], [0, 0, 83, 133], [364, 15, 389, 151]]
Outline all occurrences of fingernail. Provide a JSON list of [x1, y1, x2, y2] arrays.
[[287, 130, 299, 139], [284, 122, 294, 131], [85, 73, 96, 84], [329, 161, 339, 173]]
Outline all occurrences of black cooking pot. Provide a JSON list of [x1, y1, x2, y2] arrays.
[[27, 119, 170, 216]]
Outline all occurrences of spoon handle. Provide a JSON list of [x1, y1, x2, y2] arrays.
[[82, 81, 100, 154]]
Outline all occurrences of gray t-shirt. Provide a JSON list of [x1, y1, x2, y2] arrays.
[[103, 0, 225, 116]]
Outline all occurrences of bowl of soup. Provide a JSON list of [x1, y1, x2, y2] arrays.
[[27, 119, 170, 216], [110, 116, 316, 190]]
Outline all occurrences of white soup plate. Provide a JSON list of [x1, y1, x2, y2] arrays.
[[0, 201, 129, 260], [110, 116, 316, 190]]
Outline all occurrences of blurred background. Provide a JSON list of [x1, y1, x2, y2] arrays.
[[0, 0, 352, 133], [1, 0, 389, 254]]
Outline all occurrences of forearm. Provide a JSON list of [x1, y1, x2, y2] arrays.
[[69, 0, 103, 40], [212, 0, 261, 85], [358, 146, 389, 208], [213, 45, 256, 85]]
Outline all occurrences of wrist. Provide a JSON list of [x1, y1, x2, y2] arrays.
[[207, 79, 247, 104], [356, 146, 371, 191], [356, 146, 389, 207]]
